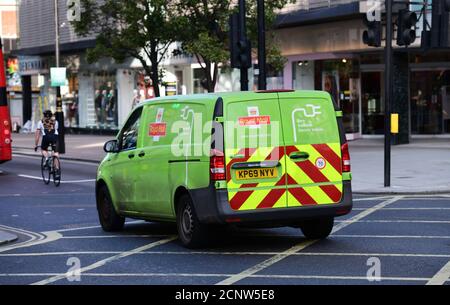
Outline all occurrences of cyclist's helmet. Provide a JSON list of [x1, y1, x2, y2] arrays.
[[43, 110, 53, 118]]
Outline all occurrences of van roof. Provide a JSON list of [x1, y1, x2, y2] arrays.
[[141, 90, 332, 105]]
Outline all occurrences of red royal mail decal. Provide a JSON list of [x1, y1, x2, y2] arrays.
[[149, 123, 167, 137], [239, 116, 271, 127]]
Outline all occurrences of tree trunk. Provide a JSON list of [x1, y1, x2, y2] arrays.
[[150, 43, 161, 98]]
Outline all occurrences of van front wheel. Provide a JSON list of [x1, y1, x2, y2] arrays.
[[301, 217, 334, 239], [97, 185, 125, 232], [176, 194, 209, 248]]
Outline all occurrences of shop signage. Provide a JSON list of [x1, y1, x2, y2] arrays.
[[50, 67, 67, 87], [18, 56, 50, 76]]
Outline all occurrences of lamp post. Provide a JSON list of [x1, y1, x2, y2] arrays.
[[384, 0, 393, 187], [239, 0, 249, 91], [54, 0, 65, 154], [257, 0, 267, 91]]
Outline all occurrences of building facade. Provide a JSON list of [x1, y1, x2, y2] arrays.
[[275, 0, 450, 140], [13, 0, 450, 139]]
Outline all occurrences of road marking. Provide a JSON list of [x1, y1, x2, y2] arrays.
[[333, 234, 450, 239], [427, 261, 450, 285], [353, 196, 392, 202], [0, 225, 61, 253], [18, 174, 96, 184], [217, 196, 404, 285], [60, 235, 171, 239], [336, 220, 450, 224], [12, 154, 99, 166], [1, 251, 449, 259], [0, 272, 431, 283], [49, 220, 145, 233], [31, 236, 177, 285], [353, 208, 450, 211]]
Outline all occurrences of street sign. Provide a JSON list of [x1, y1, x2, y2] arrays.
[[50, 67, 67, 87]]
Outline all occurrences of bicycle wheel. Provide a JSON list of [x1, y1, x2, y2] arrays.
[[41, 156, 51, 185], [52, 157, 61, 187]]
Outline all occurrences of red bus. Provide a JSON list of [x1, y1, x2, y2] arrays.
[[0, 40, 12, 164]]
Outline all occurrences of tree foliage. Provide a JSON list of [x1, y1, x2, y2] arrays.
[[177, 0, 295, 92], [72, 0, 294, 95], [72, 0, 182, 97]]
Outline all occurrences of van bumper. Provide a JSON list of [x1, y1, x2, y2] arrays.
[[190, 181, 353, 226]]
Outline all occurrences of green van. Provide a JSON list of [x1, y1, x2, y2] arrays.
[[96, 90, 352, 248]]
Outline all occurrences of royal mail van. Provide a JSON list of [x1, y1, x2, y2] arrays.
[[97, 90, 352, 248]]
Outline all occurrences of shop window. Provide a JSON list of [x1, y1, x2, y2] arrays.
[[315, 59, 360, 134], [94, 71, 118, 129], [411, 70, 450, 134], [361, 72, 385, 135]]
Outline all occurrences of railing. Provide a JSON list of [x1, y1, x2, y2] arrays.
[[280, 0, 359, 13]]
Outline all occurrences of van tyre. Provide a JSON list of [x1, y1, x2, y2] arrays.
[[97, 185, 125, 232], [177, 194, 210, 249], [301, 217, 334, 239]]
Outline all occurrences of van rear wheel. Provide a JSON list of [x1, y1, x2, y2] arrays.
[[176, 194, 209, 248], [301, 217, 334, 239], [97, 185, 125, 232]]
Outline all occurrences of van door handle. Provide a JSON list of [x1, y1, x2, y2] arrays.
[[138, 152, 146, 158], [231, 154, 245, 159], [289, 152, 310, 161], [128, 153, 135, 159]]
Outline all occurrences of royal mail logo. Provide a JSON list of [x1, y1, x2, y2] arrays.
[[239, 116, 271, 127], [149, 123, 167, 137]]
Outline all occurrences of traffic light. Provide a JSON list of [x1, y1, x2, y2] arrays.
[[363, 19, 382, 47], [229, 13, 251, 69], [396, 9, 418, 46]]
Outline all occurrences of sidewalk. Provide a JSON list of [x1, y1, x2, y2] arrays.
[[11, 133, 114, 163], [11, 133, 450, 194], [349, 138, 450, 194]]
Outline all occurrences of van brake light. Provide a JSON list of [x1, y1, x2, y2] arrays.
[[341, 142, 351, 173], [210, 150, 226, 181]]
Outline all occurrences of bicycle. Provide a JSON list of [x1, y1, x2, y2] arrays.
[[36, 145, 62, 187]]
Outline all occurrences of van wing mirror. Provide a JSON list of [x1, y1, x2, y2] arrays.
[[104, 140, 119, 153]]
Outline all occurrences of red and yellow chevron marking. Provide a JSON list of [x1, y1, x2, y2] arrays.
[[225, 143, 343, 211], [286, 143, 343, 207], [226, 146, 287, 211]]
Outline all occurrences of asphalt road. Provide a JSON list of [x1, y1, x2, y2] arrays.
[[1, 155, 450, 285]]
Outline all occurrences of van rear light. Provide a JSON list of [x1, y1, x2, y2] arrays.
[[341, 142, 351, 173], [210, 150, 226, 181]]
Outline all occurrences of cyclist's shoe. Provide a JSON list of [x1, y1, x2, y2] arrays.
[[54, 170, 61, 180]]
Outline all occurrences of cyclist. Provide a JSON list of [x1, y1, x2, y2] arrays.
[[34, 110, 60, 176]]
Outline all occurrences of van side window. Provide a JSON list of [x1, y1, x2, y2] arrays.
[[120, 107, 143, 151]]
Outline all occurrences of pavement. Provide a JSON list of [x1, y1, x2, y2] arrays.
[[9, 133, 450, 194]]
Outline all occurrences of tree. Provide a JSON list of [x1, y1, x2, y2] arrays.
[[72, 0, 181, 97], [176, 0, 294, 92]]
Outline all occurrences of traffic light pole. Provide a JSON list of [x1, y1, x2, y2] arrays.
[[257, 0, 267, 91], [239, 0, 249, 91], [384, 0, 393, 187], [54, 0, 65, 154]]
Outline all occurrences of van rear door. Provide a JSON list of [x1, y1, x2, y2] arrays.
[[224, 95, 288, 211], [278, 93, 343, 207]]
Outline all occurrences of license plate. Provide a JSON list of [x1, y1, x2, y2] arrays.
[[236, 168, 278, 180]]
